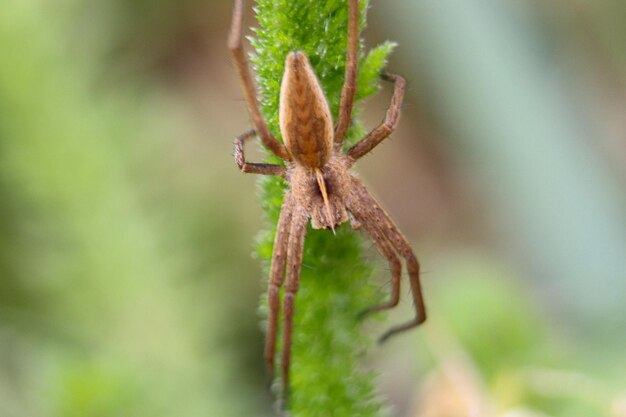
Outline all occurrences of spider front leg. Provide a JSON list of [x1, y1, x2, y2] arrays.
[[348, 178, 426, 343], [234, 129, 286, 176], [334, 0, 359, 147], [228, 0, 290, 161], [346, 72, 406, 161]]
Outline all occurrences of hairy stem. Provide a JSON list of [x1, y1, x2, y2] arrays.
[[252, 0, 396, 414]]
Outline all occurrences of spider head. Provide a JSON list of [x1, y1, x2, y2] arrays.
[[290, 157, 351, 231], [279, 51, 334, 169]]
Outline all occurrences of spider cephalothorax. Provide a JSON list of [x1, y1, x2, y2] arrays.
[[229, 0, 426, 393], [287, 154, 353, 230]]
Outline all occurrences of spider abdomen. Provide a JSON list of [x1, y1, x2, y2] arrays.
[[279, 51, 334, 169]]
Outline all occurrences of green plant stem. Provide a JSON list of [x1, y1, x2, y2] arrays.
[[251, 0, 396, 414]]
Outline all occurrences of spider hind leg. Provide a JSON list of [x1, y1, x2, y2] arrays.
[[347, 177, 426, 343], [280, 204, 308, 400], [264, 193, 295, 380]]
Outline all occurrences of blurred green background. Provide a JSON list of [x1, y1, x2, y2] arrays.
[[1, 0, 625, 416]]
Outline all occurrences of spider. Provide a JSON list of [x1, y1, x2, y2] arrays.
[[229, 0, 426, 391]]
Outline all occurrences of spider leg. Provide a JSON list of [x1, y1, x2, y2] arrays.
[[228, 0, 290, 161], [334, 0, 359, 147], [348, 177, 426, 343], [264, 192, 295, 380], [281, 204, 308, 400], [346, 73, 406, 161], [235, 129, 287, 176], [355, 216, 402, 319]]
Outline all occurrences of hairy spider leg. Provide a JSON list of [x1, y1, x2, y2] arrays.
[[352, 206, 402, 319], [346, 73, 406, 161], [347, 177, 426, 343], [281, 204, 308, 399], [265, 193, 294, 379], [334, 0, 360, 147], [228, 0, 290, 160], [234, 129, 287, 176]]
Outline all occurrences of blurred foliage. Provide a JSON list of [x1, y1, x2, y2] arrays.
[[411, 254, 626, 417], [0, 0, 268, 416]]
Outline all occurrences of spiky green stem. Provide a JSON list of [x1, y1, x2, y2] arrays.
[[251, 0, 396, 414]]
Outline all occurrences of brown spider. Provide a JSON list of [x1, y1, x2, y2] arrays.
[[229, 0, 426, 390]]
